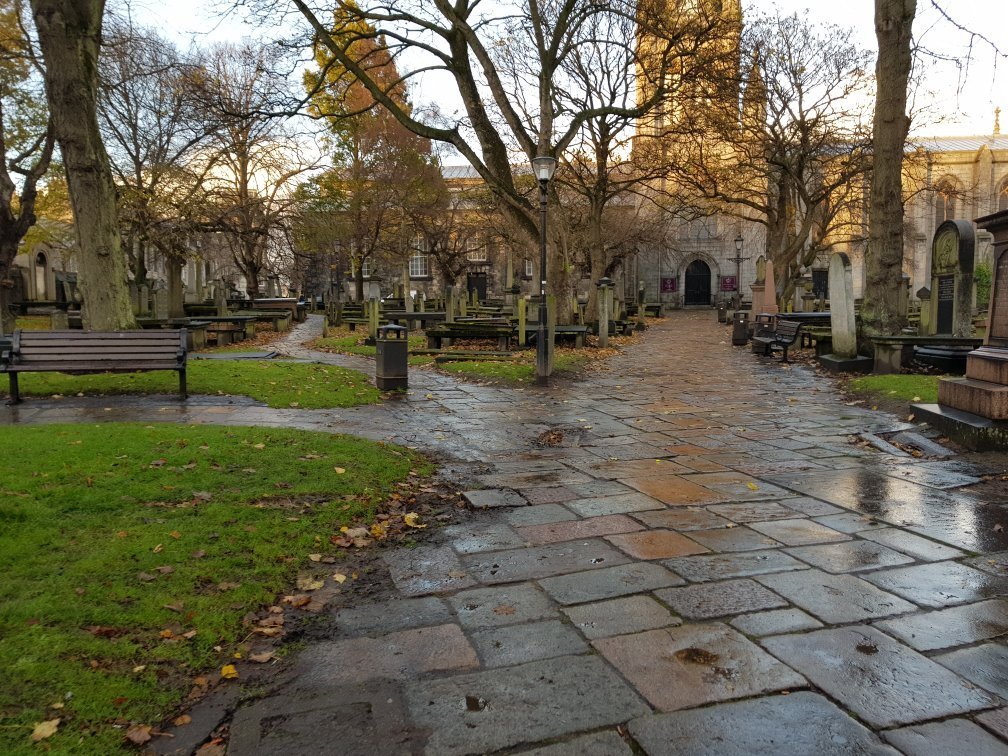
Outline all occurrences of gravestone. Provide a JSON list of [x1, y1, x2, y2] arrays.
[[445, 287, 455, 324], [917, 209, 1008, 449], [819, 253, 872, 373], [916, 287, 931, 336], [129, 282, 140, 315], [926, 220, 975, 337], [213, 281, 228, 316], [153, 282, 169, 320], [596, 277, 612, 348]]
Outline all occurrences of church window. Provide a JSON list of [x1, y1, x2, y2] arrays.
[[934, 180, 956, 228], [998, 178, 1008, 212]]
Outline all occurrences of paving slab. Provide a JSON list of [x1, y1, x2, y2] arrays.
[[812, 512, 892, 534], [605, 529, 709, 559], [442, 521, 526, 554], [748, 518, 851, 546], [862, 561, 1008, 608], [935, 643, 1008, 699], [631, 507, 733, 531], [882, 719, 1008, 756], [622, 475, 726, 505], [519, 486, 578, 505], [755, 569, 917, 623], [383, 545, 477, 596], [403, 655, 650, 755], [655, 578, 788, 619], [564, 492, 666, 517], [503, 503, 579, 526], [331, 596, 453, 637], [707, 502, 801, 522], [449, 583, 558, 628], [858, 528, 966, 561], [562, 595, 680, 639], [978, 707, 1008, 741], [469, 619, 588, 667], [629, 691, 896, 756], [461, 539, 631, 584], [779, 496, 845, 517], [785, 540, 915, 573], [539, 562, 684, 605], [462, 488, 528, 509], [593, 623, 805, 711], [227, 680, 427, 755], [729, 608, 824, 637], [687, 526, 782, 552], [516, 514, 642, 545], [967, 551, 1008, 578], [875, 599, 1008, 651], [292, 624, 479, 685], [664, 549, 808, 583], [512, 731, 634, 756], [761, 625, 998, 728]]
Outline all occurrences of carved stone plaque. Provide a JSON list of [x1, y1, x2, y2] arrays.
[[989, 250, 1008, 347]]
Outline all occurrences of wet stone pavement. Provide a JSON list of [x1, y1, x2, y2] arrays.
[[7, 310, 1008, 755]]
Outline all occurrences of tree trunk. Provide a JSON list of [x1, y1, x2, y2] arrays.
[[31, 0, 135, 331], [863, 0, 915, 337]]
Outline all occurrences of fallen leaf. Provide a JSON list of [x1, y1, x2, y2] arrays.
[[296, 576, 325, 591], [156, 565, 175, 574], [308, 553, 322, 562], [30, 719, 60, 741], [333, 467, 346, 474], [403, 512, 427, 529], [249, 651, 275, 663], [192, 491, 212, 502], [163, 601, 185, 613], [282, 594, 312, 607], [153, 543, 164, 554], [149, 459, 167, 468], [173, 714, 192, 726], [253, 443, 265, 449], [160, 628, 174, 639], [332, 572, 347, 584], [220, 664, 239, 679], [492, 605, 516, 616], [995, 524, 1004, 532], [746, 482, 759, 491], [124, 724, 153, 745]]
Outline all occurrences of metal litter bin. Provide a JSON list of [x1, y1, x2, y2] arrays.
[[376, 324, 408, 390], [731, 311, 750, 346]]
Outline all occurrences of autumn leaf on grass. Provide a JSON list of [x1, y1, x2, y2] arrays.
[[282, 594, 312, 607], [370, 521, 389, 540], [220, 664, 239, 680], [403, 512, 427, 529], [249, 651, 275, 664], [332, 572, 347, 584], [31, 718, 59, 741], [333, 466, 346, 474], [125, 725, 153, 746], [746, 482, 759, 491]]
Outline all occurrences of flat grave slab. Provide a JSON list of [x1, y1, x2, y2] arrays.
[[461, 539, 631, 584], [561, 595, 680, 639], [664, 549, 808, 583], [470, 619, 588, 667], [935, 642, 1008, 699], [862, 561, 1008, 608], [784, 540, 915, 573], [449, 583, 557, 628], [883, 719, 1008, 756]]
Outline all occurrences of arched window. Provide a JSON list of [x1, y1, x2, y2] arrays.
[[934, 180, 957, 228], [998, 178, 1008, 212]]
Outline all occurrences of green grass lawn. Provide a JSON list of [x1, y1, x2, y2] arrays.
[[437, 351, 593, 384], [0, 423, 428, 754], [14, 316, 51, 331], [4, 360, 380, 409], [314, 329, 434, 366], [847, 374, 940, 404]]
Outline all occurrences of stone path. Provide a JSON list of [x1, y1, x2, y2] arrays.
[[6, 311, 1008, 755]]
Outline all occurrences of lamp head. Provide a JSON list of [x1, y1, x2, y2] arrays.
[[734, 234, 743, 253], [532, 155, 557, 182]]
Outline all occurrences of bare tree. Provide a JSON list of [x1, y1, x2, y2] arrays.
[[665, 12, 875, 308], [98, 21, 219, 316], [0, 0, 53, 333], [30, 0, 134, 329], [198, 42, 313, 302]]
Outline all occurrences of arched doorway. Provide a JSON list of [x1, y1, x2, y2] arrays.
[[684, 259, 711, 306]]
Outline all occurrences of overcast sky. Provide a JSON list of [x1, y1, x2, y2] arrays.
[[128, 0, 1005, 137]]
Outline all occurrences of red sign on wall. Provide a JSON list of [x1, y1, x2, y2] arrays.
[[720, 275, 737, 291], [660, 277, 677, 293]]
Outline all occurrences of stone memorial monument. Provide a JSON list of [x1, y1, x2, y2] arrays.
[[819, 253, 871, 373], [917, 209, 1008, 448], [750, 256, 766, 315], [762, 259, 779, 315], [923, 220, 975, 337]]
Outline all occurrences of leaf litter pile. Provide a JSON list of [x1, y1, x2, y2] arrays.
[[0, 423, 436, 754]]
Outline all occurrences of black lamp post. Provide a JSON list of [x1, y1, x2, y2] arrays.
[[532, 155, 557, 386], [727, 233, 749, 308]]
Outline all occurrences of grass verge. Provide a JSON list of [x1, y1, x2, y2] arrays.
[[0, 422, 429, 754], [4, 360, 380, 409], [846, 374, 940, 405]]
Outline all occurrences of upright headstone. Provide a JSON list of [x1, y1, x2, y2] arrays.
[[50, 309, 69, 330], [916, 287, 932, 336], [139, 283, 150, 316], [517, 297, 527, 346], [214, 280, 228, 317], [367, 296, 379, 342], [445, 287, 455, 324], [597, 278, 611, 348], [931, 210, 1008, 444], [819, 254, 872, 373], [927, 220, 975, 337], [762, 260, 779, 315], [153, 283, 169, 321], [129, 282, 140, 315]]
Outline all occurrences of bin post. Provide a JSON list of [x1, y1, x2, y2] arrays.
[[376, 324, 408, 390]]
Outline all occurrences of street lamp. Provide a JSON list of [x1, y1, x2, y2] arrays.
[[532, 155, 556, 386], [727, 233, 750, 309]]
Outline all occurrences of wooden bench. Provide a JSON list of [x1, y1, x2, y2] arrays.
[[752, 318, 802, 362], [1, 329, 187, 404]]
